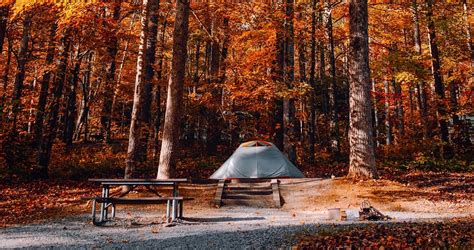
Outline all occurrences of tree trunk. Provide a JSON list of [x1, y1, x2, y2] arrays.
[[282, 0, 297, 164], [63, 46, 82, 145], [372, 79, 379, 147], [34, 23, 57, 147], [426, 0, 450, 155], [319, 11, 328, 115], [74, 52, 93, 142], [125, 0, 150, 179], [1, 34, 12, 131], [412, 0, 429, 139], [157, 0, 190, 179], [138, 0, 160, 161], [100, 0, 121, 142], [152, 18, 167, 160], [325, 0, 340, 156], [0, 4, 10, 54], [308, 0, 317, 163], [273, 3, 285, 151], [11, 13, 32, 131], [36, 34, 71, 179], [463, 0, 474, 68], [347, 0, 377, 179], [384, 80, 392, 145], [392, 78, 404, 136]]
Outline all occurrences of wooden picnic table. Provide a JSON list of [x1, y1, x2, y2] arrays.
[[86, 178, 189, 225]]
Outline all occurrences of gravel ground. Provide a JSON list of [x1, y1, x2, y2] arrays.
[[0, 206, 468, 249]]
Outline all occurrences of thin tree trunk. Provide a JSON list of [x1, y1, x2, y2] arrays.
[[125, 0, 150, 179], [384, 80, 392, 145], [34, 23, 56, 147], [11, 13, 32, 131], [0, 4, 10, 54], [372, 79, 379, 147], [412, 0, 430, 139], [426, 0, 450, 155], [393, 78, 404, 136], [347, 0, 377, 179], [101, 0, 121, 142], [36, 33, 71, 179], [308, 0, 317, 163], [157, 0, 190, 179], [273, 1, 285, 151], [74, 52, 93, 141], [1, 34, 12, 131], [63, 46, 82, 145], [319, 11, 328, 115], [325, 0, 340, 155], [463, 0, 473, 68], [282, 0, 297, 164]]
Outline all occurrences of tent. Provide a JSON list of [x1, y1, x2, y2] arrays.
[[210, 140, 305, 179]]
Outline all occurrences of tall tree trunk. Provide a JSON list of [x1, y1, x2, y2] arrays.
[[11, 13, 32, 131], [100, 0, 121, 142], [412, 0, 429, 139], [308, 0, 317, 163], [347, 0, 377, 179], [34, 23, 57, 147], [273, 3, 285, 151], [138, 0, 160, 161], [157, 0, 190, 179], [384, 80, 392, 145], [463, 0, 474, 68], [372, 79, 379, 147], [1, 34, 12, 131], [152, 18, 167, 160], [125, 0, 150, 179], [426, 0, 450, 156], [0, 4, 10, 54], [282, 0, 297, 164], [393, 78, 404, 136], [319, 11, 328, 115], [325, 0, 340, 156], [63, 46, 82, 145], [74, 52, 93, 142], [36, 34, 71, 179]]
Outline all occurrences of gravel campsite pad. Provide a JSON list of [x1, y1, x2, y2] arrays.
[[1, 207, 471, 249]]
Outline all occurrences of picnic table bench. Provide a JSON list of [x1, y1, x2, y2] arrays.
[[82, 179, 192, 225]]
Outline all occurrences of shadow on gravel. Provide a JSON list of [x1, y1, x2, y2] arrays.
[[183, 216, 265, 223]]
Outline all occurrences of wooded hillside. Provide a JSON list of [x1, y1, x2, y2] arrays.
[[0, 0, 472, 181]]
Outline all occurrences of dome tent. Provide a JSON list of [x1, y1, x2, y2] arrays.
[[210, 140, 304, 179]]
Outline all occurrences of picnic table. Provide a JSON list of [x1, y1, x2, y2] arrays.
[[84, 178, 190, 225]]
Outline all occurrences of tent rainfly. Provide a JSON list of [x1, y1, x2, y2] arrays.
[[209, 140, 305, 179]]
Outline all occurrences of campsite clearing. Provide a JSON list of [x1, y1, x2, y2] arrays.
[[1, 176, 472, 248]]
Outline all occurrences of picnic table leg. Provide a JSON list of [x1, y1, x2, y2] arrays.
[[173, 183, 178, 220], [172, 199, 177, 221], [166, 200, 171, 222], [104, 186, 110, 220], [179, 200, 183, 218], [99, 187, 106, 222]]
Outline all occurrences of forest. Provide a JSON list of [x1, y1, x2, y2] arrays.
[[0, 0, 472, 181], [0, 0, 473, 248]]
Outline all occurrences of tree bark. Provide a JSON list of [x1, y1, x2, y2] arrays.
[[0, 4, 10, 54], [308, 0, 317, 163], [11, 13, 32, 131], [36, 33, 71, 179], [273, 2, 285, 151], [100, 0, 121, 142], [138, 0, 160, 161], [347, 0, 377, 179], [426, 0, 450, 152], [63, 45, 82, 145], [157, 0, 190, 179], [412, 0, 429, 139], [384, 80, 392, 145], [1, 34, 12, 130], [125, 0, 150, 179], [74, 52, 93, 142], [463, 0, 473, 68], [34, 23, 57, 147], [282, 0, 297, 164], [324, 0, 340, 156]]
